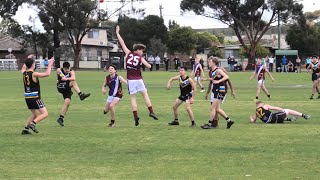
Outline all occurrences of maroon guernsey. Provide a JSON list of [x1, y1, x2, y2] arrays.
[[126, 52, 143, 80]]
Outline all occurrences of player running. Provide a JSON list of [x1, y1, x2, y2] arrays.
[[201, 57, 235, 129], [250, 101, 310, 123], [116, 25, 158, 126], [307, 55, 320, 99], [56, 62, 90, 126], [190, 56, 205, 92], [250, 58, 274, 100], [167, 66, 197, 127], [102, 64, 127, 127], [21, 55, 54, 134]]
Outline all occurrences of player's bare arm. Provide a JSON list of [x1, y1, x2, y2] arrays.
[[250, 66, 257, 80], [62, 71, 76, 81], [205, 81, 212, 100], [33, 58, 54, 79], [265, 65, 274, 81], [119, 76, 128, 85], [167, 76, 180, 90], [102, 80, 107, 95], [250, 114, 257, 123], [227, 79, 236, 98], [189, 77, 196, 103], [212, 69, 229, 84], [115, 25, 130, 55], [200, 64, 205, 78], [141, 57, 151, 69], [264, 104, 283, 111]]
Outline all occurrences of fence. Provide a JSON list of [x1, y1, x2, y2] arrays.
[[0, 59, 18, 71]]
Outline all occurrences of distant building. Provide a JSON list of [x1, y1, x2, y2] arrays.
[[0, 36, 26, 60]]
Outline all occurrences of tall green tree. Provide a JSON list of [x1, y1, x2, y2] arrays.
[[0, 0, 27, 18], [180, 0, 303, 63], [167, 26, 197, 55], [240, 43, 270, 58], [196, 31, 219, 53]]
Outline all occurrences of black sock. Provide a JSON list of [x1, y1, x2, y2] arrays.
[[191, 120, 195, 125], [267, 94, 271, 98], [78, 92, 82, 96], [225, 117, 230, 121], [174, 118, 178, 121], [302, 114, 306, 118], [24, 126, 29, 130], [103, 111, 107, 114], [32, 120, 36, 125], [256, 96, 258, 99], [60, 115, 64, 119], [111, 120, 115, 124], [311, 94, 314, 97]]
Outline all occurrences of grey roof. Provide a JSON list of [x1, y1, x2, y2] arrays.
[[0, 36, 23, 51]]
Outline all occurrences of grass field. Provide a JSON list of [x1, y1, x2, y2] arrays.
[[0, 70, 319, 179]]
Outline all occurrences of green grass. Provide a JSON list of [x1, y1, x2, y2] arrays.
[[0, 70, 320, 179]]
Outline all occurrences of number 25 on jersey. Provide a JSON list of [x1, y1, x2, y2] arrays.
[[127, 54, 140, 66]]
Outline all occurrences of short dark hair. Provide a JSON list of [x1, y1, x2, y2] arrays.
[[256, 101, 263, 105], [133, 44, 146, 51], [312, 55, 318, 59], [180, 66, 187, 71], [107, 64, 117, 70], [25, 58, 34, 68], [63, 62, 70, 68]]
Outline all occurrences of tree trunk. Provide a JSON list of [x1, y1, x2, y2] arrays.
[[73, 42, 82, 69], [247, 47, 256, 70]]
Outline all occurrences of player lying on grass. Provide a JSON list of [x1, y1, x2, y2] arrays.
[[250, 101, 311, 123], [21, 55, 54, 134], [167, 66, 197, 127], [102, 64, 127, 127]]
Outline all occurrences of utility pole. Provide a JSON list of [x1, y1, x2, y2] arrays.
[[159, 4, 163, 19], [278, 10, 281, 50]]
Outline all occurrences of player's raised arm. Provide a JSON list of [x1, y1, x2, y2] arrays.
[[119, 75, 128, 85], [265, 65, 274, 81], [33, 58, 54, 78], [21, 64, 27, 73], [141, 57, 151, 69], [116, 25, 130, 55], [167, 75, 180, 90]]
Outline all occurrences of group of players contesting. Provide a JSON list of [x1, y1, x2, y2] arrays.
[[21, 25, 311, 134]]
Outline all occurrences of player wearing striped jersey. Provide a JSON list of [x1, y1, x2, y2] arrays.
[[190, 56, 205, 92], [250, 101, 310, 123], [21, 55, 54, 135], [205, 64, 235, 127], [201, 57, 234, 129], [167, 67, 197, 127], [56, 62, 90, 126], [250, 58, 274, 100], [307, 55, 320, 99], [116, 25, 158, 126], [102, 65, 127, 127]]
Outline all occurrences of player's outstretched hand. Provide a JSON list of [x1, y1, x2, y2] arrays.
[[116, 25, 120, 34], [167, 84, 171, 90], [48, 58, 55, 66]]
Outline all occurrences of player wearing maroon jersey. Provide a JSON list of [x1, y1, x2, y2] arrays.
[[250, 58, 274, 100], [102, 65, 127, 127], [190, 56, 205, 92], [116, 25, 158, 126]]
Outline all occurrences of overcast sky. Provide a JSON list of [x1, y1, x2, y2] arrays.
[[13, 0, 320, 31]]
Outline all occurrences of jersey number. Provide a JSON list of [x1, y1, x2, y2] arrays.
[[24, 75, 30, 86], [127, 54, 140, 66], [256, 108, 265, 119]]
